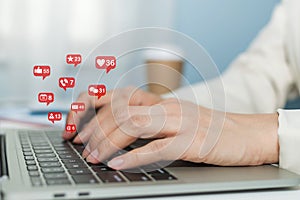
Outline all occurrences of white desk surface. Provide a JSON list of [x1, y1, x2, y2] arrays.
[[129, 187, 300, 200]]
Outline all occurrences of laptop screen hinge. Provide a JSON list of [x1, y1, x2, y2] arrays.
[[0, 135, 9, 178]]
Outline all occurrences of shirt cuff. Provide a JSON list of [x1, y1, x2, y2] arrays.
[[277, 109, 300, 174]]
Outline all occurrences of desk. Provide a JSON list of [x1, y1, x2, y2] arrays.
[[128, 187, 300, 200]]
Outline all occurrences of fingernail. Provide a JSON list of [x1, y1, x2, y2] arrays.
[[73, 136, 81, 144], [82, 149, 90, 158], [86, 154, 99, 163], [108, 158, 124, 168], [73, 131, 85, 144]]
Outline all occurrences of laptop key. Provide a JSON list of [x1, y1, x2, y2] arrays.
[[34, 149, 53, 154], [36, 153, 56, 158], [33, 146, 51, 150], [122, 172, 151, 182], [26, 160, 36, 165], [23, 152, 33, 156], [29, 171, 40, 177], [44, 173, 68, 179], [38, 157, 58, 162], [31, 177, 43, 186], [52, 143, 69, 148], [53, 146, 70, 150], [92, 166, 115, 173], [59, 154, 78, 159], [25, 156, 34, 160], [72, 175, 99, 184], [73, 145, 85, 154], [56, 150, 74, 155], [42, 167, 65, 173], [27, 166, 38, 171], [61, 159, 82, 164], [39, 162, 61, 168], [22, 148, 32, 152], [69, 168, 92, 175], [65, 163, 87, 169], [150, 174, 177, 181], [97, 171, 125, 183], [46, 179, 71, 185]]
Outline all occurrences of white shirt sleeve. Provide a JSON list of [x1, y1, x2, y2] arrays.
[[163, 1, 300, 174], [278, 109, 300, 174]]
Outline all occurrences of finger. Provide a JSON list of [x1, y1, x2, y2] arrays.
[[83, 105, 157, 155], [73, 103, 112, 144], [62, 88, 121, 139], [107, 138, 174, 170], [81, 101, 128, 157], [86, 126, 136, 164], [81, 110, 119, 158], [63, 92, 93, 140], [86, 112, 180, 164]]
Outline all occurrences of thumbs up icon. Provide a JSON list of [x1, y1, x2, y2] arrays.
[[34, 67, 42, 74]]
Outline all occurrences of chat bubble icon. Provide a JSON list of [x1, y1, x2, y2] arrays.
[[71, 102, 85, 113], [88, 84, 106, 99], [65, 124, 76, 133], [95, 56, 116, 73], [48, 112, 62, 124], [66, 54, 82, 67], [33, 65, 51, 80], [38, 92, 54, 106], [59, 77, 75, 91]]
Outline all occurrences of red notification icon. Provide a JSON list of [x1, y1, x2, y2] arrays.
[[38, 92, 54, 106], [88, 84, 106, 99], [65, 124, 76, 133], [71, 102, 85, 113], [95, 56, 116, 73], [33, 65, 51, 80], [66, 54, 82, 67], [59, 77, 75, 91], [48, 112, 62, 124]]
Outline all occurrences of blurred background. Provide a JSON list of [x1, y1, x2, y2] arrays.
[[0, 0, 286, 107]]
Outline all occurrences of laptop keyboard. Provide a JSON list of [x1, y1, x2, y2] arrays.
[[18, 130, 177, 187]]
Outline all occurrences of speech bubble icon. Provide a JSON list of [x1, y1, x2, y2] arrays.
[[88, 84, 106, 99], [48, 112, 62, 124], [33, 65, 51, 80], [65, 124, 76, 133], [95, 56, 116, 73], [59, 77, 75, 91], [66, 54, 82, 67], [38, 92, 54, 106], [71, 102, 85, 113]]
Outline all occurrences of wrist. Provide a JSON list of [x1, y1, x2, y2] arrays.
[[230, 113, 279, 165]]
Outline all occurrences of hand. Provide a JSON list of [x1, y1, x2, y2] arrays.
[[62, 86, 162, 142], [64, 87, 279, 169]]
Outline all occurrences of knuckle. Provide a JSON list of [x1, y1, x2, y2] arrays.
[[149, 140, 166, 159], [150, 140, 165, 152], [129, 115, 151, 128], [78, 91, 88, 100], [113, 107, 128, 123]]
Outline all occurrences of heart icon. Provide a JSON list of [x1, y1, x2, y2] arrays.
[[97, 59, 105, 67]]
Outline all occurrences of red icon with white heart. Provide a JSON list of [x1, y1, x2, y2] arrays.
[[95, 56, 116, 73]]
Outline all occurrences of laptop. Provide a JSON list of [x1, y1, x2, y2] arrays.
[[1, 129, 299, 200]]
